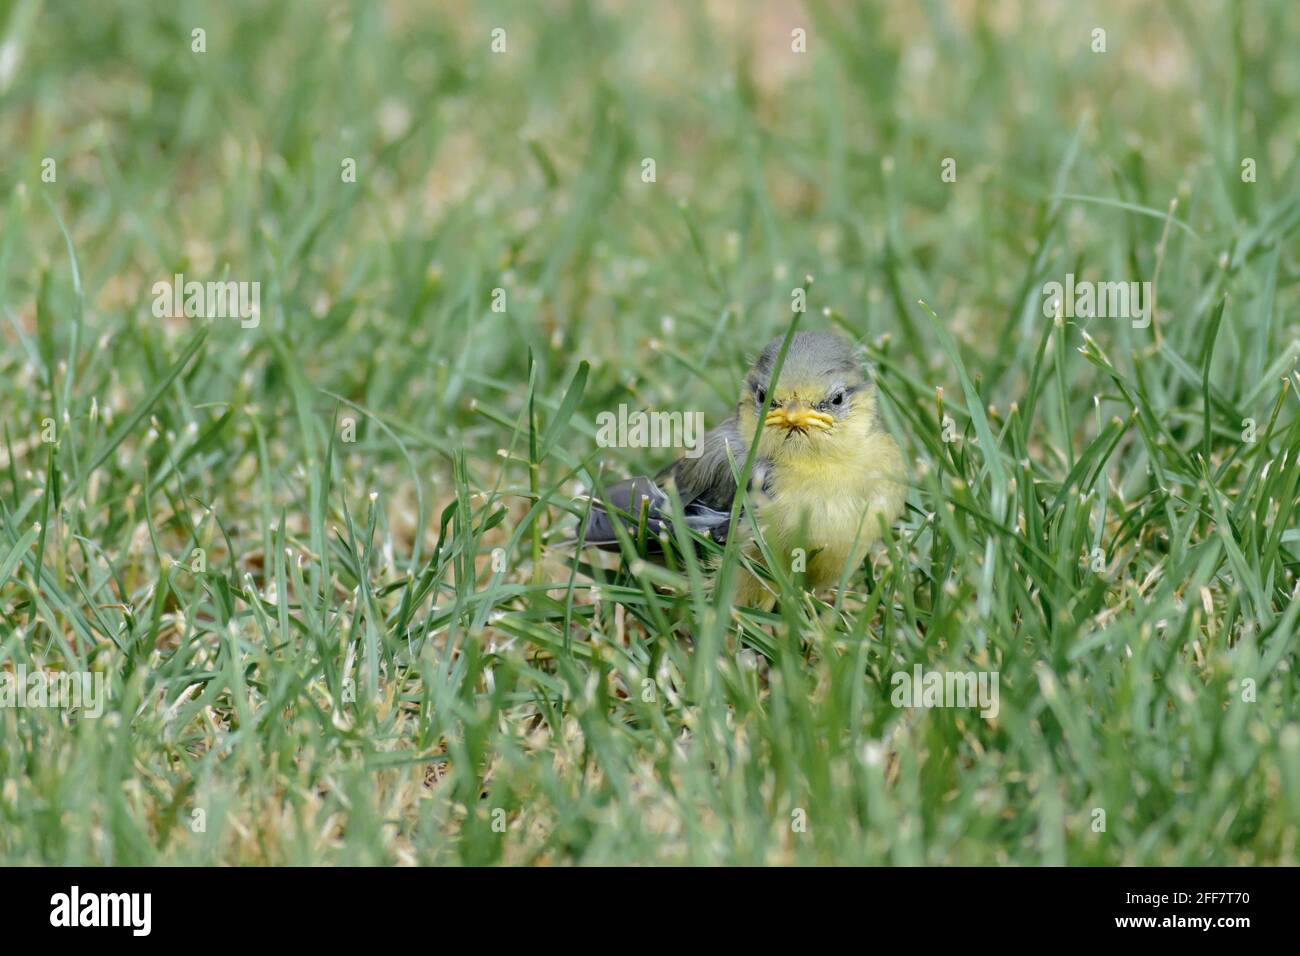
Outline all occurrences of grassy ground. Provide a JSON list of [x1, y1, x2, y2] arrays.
[[1, 0, 1298, 865]]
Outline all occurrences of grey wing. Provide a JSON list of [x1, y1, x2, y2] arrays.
[[579, 476, 672, 550], [657, 415, 745, 511], [579, 417, 748, 552], [662, 414, 774, 509], [579, 475, 732, 551]]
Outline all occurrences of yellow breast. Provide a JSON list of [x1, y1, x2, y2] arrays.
[[755, 432, 906, 590]]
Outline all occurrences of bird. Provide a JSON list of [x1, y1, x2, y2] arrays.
[[579, 331, 908, 609]]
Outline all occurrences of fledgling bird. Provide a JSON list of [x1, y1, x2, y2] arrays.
[[581, 331, 908, 609]]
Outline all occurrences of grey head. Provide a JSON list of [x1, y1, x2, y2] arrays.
[[744, 331, 868, 403]]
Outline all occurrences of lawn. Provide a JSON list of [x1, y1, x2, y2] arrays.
[[1, 0, 1298, 865]]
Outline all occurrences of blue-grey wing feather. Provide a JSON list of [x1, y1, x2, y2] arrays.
[[580, 415, 759, 551]]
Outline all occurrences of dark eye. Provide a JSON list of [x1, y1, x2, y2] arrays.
[[829, 390, 845, 407], [755, 387, 766, 405]]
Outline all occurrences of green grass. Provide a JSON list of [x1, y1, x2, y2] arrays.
[[1, 0, 1299, 865]]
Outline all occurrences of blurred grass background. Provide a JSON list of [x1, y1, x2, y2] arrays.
[[1, 0, 1298, 864]]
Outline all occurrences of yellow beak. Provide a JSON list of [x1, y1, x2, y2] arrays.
[[764, 402, 834, 432]]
